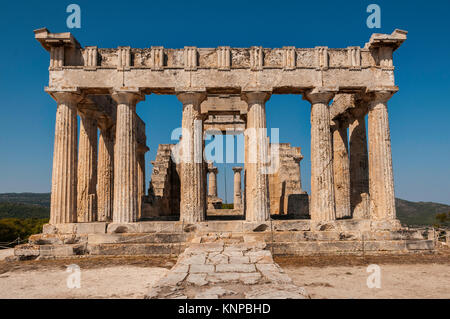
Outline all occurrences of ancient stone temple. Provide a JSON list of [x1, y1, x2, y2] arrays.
[[14, 27, 435, 260]]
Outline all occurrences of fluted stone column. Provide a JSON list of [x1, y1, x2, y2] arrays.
[[208, 166, 218, 197], [97, 124, 114, 222], [368, 90, 396, 220], [137, 145, 148, 219], [349, 113, 370, 219], [304, 89, 336, 221], [293, 154, 306, 194], [177, 91, 207, 223], [232, 167, 243, 210], [111, 90, 144, 223], [242, 91, 271, 222], [332, 119, 351, 219], [77, 110, 98, 222], [48, 90, 83, 224]]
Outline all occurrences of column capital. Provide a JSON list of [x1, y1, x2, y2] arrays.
[[176, 89, 207, 105], [367, 88, 398, 105], [303, 87, 337, 104], [137, 144, 149, 154], [78, 107, 98, 119], [330, 116, 350, 131], [98, 118, 114, 131], [232, 166, 243, 173], [208, 166, 218, 174], [45, 87, 83, 105], [241, 91, 271, 104], [293, 154, 304, 163], [111, 88, 145, 105]]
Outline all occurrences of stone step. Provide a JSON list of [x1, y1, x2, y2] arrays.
[[267, 239, 435, 255], [88, 243, 187, 256], [87, 232, 190, 244]]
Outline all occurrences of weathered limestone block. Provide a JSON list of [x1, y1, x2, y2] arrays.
[[111, 90, 144, 223], [177, 91, 207, 223], [268, 143, 307, 216], [304, 89, 336, 221], [367, 90, 396, 220], [242, 91, 271, 222], [47, 90, 83, 224], [144, 144, 180, 217], [77, 110, 98, 222], [331, 119, 351, 219]]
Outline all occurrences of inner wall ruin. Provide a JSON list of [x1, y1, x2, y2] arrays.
[[13, 27, 436, 259]]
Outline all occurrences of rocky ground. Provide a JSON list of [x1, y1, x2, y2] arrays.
[[0, 247, 449, 299], [146, 233, 308, 299]]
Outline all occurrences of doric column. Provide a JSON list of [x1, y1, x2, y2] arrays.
[[97, 124, 114, 222], [177, 91, 207, 223], [367, 90, 396, 220], [331, 118, 351, 219], [111, 89, 144, 223], [137, 145, 148, 219], [293, 153, 306, 194], [77, 109, 98, 222], [47, 90, 83, 224], [349, 112, 370, 219], [207, 166, 218, 197], [304, 89, 336, 221], [232, 167, 243, 210], [242, 91, 271, 222]]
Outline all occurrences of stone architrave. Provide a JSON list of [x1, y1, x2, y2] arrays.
[[304, 89, 336, 221], [232, 167, 243, 210], [77, 109, 98, 222], [242, 91, 271, 222], [111, 89, 144, 223], [47, 89, 83, 224], [177, 91, 207, 223], [367, 90, 397, 220]]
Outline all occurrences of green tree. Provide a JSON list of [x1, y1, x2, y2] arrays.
[[0, 218, 48, 246]]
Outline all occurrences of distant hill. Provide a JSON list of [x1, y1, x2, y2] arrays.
[[0, 193, 50, 219], [396, 198, 450, 227], [0, 193, 448, 226], [0, 193, 50, 207]]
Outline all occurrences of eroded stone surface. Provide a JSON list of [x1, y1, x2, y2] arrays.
[[146, 234, 309, 299]]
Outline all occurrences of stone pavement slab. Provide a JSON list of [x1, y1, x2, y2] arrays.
[[146, 234, 309, 299]]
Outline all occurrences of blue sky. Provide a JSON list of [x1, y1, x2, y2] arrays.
[[0, 0, 449, 205]]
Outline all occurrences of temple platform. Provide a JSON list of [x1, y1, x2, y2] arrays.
[[13, 219, 434, 260]]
